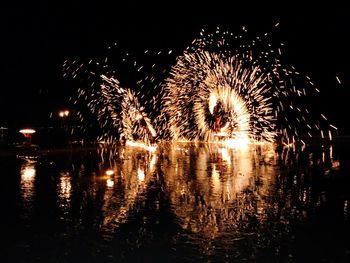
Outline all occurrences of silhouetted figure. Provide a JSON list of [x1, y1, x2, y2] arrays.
[[213, 101, 226, 132]]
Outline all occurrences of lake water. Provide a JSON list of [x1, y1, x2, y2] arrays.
[[1, 141, 350, 262]]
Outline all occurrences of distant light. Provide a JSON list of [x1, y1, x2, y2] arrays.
[[59, 110, 70, 117], [19, 129, 36, 134]]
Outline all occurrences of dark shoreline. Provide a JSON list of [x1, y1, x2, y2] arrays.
[[0, 145, 98, 157]]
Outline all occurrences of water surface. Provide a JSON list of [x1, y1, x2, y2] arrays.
[[1, 142, 350, 262]]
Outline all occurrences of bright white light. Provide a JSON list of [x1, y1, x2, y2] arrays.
[[106, 179, 114, 188], [105, 170, 114, 176], [22, 167, 35, 179], [219, 148, 231, 165], [208, 93, 218, 114], [59, 110, 69, 117], [137, 168, 145, 181], [126, 140, 157, 152], [225, 137, 249, 149], [19, 129, 36, 134]]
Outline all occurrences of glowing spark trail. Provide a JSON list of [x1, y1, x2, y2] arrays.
[[65, 60, 157, 146]]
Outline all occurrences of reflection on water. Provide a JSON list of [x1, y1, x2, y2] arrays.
[[97, 148, 157, 237], [58, 172, 72, 216], [3, 142, 350, 262], [19, 157, 37, 215], [161, 143, 277, 239]]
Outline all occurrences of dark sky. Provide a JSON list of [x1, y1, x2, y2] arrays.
[[1, 2, 349, 132]]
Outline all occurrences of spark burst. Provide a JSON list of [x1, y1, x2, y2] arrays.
[[163, 50, 275, 142], [64, 53, 158, 146], [162, 26, 337, 145], [64, 25, 336, 147]]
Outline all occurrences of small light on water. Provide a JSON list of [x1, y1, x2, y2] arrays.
[[60, 174, 72, 200], [344, 200, 348, 221], [22, 167, 35, 179], [20, 159, 37, 201]]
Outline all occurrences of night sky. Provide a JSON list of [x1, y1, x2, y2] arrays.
[[1, 2, 349, 133]]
